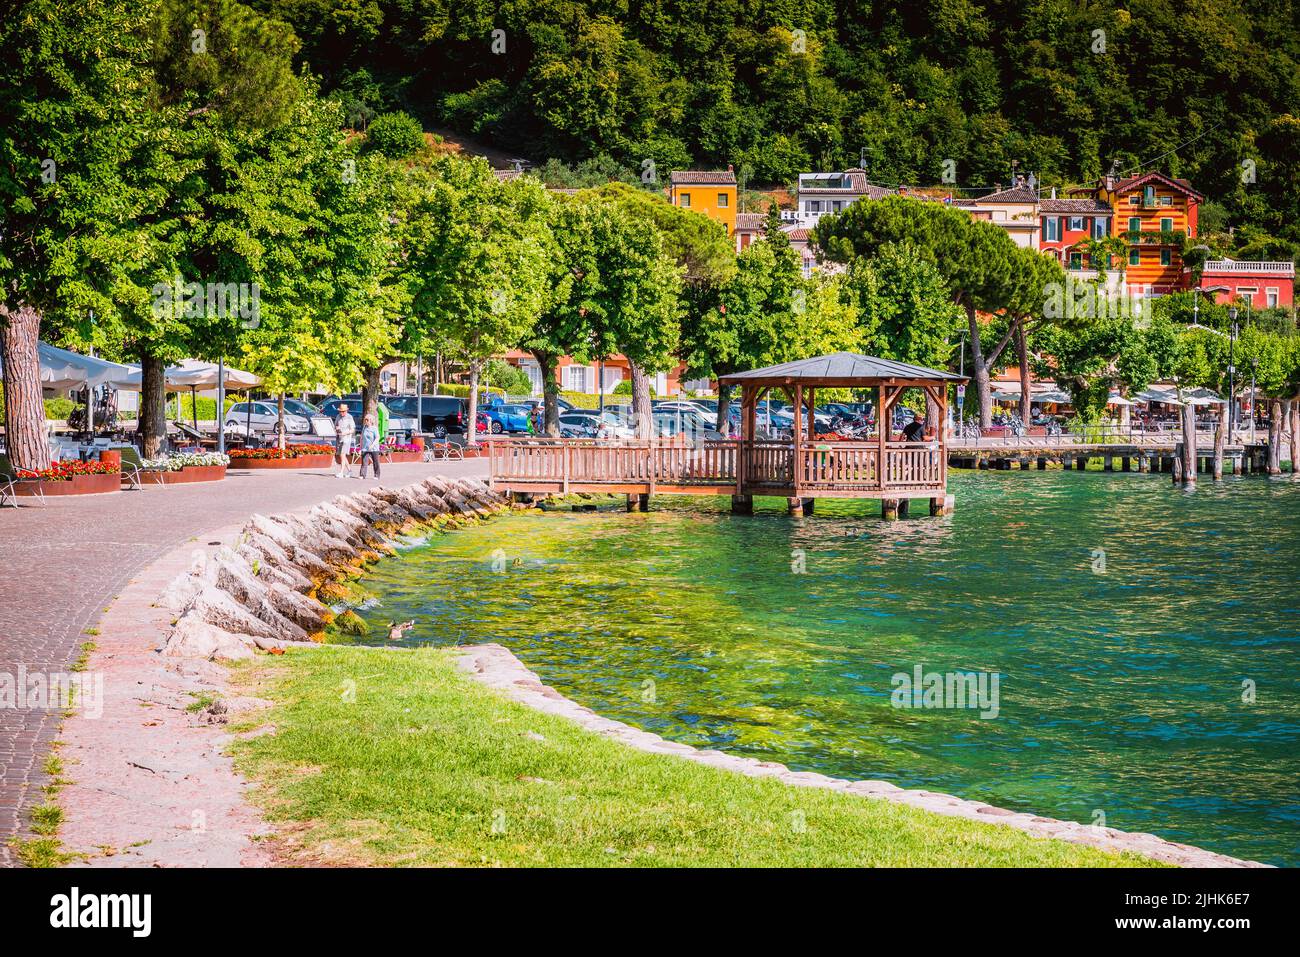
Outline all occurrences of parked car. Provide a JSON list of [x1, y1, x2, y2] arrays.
[[381, 394, 467, 438], [652, 409, 719, 439], [319, 396, 418, 443], [481, 403, 534, 434], [225, 400, 335, 439], [515, 396, 575, 415], [560, 410, 635, 439]]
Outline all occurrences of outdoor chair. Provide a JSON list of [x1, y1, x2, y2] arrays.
[[118, 446, 151, 491], [0, 452, 45, 508]]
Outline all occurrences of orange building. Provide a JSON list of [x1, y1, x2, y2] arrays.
[[668, 168, 737, 236], [1087, 171, 1203, 294]]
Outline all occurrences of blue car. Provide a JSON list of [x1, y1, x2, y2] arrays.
[[481, 403, 534, 434]]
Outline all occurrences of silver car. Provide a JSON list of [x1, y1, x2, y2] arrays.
[[225, 400, 336, 438]]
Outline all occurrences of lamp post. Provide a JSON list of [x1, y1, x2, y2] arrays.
[[1228, 307, 1238, 434], [1250, 357, 1258, 446]]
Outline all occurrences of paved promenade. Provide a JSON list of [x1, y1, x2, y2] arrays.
[[0, 458, 488, 865]]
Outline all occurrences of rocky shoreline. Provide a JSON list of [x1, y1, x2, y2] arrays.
[[156, 475, 514, 660]]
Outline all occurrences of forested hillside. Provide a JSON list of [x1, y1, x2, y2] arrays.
[[252, 0, 1300, 257]]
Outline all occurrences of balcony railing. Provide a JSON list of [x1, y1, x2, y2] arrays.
[[1201, 260, 1295, 275]]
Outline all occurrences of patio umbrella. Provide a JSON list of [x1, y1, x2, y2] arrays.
[[1106, 394, 1134, 407], [0, 341, 139, 391]]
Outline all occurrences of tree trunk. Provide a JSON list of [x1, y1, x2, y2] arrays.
[[361, 365, 381, 424], [466, 357, 481, 445], [1213, 401, 1227, 481], [628, 360, 654, 439], [1268, 399, 1283, 475], [1181, 402, 1198, 486], [533, 350, 561, 437], [716, 382, 733, 434], [139, 350, 168, 458], [0, 303, 51, 471], [276, 394, 286, 451], [965, 303, 993, 428], [1015, 319, 1032, 425]]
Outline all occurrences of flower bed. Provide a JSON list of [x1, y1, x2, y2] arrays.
[[13, 460, 121, 496], [228, 444, 334, 470], [136, 452, 230, 485], [350, 443, 423, 463]]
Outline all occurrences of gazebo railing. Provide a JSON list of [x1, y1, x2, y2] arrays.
[[491, 438, 947, 494]]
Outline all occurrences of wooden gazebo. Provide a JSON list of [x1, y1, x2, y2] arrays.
[[488, 351, 966, 519], [718, 352, 965, 516]]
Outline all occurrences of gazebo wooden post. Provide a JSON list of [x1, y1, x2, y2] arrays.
[[733, 383, 755, 514], [879, 383, 898, 520], [789, 383, 804, 514]]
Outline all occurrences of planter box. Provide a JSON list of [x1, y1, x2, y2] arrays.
[[16, 472, 121, 496], [385, 450, 422, 463], [230, 453, 334, 470]]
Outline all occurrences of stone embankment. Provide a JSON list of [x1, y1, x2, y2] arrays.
[[158, 476, 514, 661]]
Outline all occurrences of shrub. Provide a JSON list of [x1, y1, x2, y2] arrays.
[[365, 111, 426, 158]]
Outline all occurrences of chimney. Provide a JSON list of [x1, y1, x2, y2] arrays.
[[1051, 186, 1057, 199]]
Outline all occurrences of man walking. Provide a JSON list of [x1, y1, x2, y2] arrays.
[[334, 402, 356, 478]]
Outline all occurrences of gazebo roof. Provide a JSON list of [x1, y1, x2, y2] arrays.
[[718, 352, 966, 387]]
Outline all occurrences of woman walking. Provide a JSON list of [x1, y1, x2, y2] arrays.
[[334, 403, 356, 478], [358, 413, 382, 480]]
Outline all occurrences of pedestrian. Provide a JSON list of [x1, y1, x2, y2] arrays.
[[358, 413, 382, 479], [334, 402, 356, 478]]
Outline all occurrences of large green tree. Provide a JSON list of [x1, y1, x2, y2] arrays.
[[411, 158, 556, 444], [0, 0, 160, 470]]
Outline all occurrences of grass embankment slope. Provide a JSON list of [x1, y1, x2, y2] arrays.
[[231, 646, 1159, 867]]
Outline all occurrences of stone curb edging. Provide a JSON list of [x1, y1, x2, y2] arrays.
[[457, 643, 1268, 869]]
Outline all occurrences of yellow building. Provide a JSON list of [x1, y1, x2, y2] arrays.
[[668, 168, 737, 236]]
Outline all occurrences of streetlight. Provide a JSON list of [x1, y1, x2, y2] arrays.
[[1249, 357, 1258, 446]]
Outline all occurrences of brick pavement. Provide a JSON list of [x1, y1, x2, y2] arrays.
[[0, 457, 487, 865]]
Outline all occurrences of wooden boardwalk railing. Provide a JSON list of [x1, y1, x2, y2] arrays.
[[489, 438, 946, 498]]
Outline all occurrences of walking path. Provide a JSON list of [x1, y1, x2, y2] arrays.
[[0, 458, 487, 865]]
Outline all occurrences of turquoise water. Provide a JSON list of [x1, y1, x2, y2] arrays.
[[346, 471, 1300, 865]]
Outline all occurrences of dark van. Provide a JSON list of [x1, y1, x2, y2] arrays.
[[382, 395, 467, 437]]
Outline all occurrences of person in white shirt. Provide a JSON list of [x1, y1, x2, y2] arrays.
[[334, 405, 356, 477]]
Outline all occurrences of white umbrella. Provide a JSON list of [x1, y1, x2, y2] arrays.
[[1107, 393, 1134, 407], [0, 342, 139, 391]]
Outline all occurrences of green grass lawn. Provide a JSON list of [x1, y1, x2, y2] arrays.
[[230, 646, 1161, 867]]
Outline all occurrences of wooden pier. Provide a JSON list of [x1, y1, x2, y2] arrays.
[[489, 352, 967, 519], [488, 437, 953, 516]]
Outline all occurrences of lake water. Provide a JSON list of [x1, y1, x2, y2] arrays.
[[342, 471, 1300, 865]]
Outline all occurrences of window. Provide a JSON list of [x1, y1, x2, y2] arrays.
[[679, 192, 691, 208], [563, 365, 592, 393], [806, 200, 822, 213], [1129, 248, 1141, 266], [1069, 252, 1083, 270], [1093, 218, 1108, 239], [1128, 196, 1140, 205], [717, 192, 729, 207], [1267, 288, 1279, 308], [1160, 195, 1172, 206], [1143, 185, 1156, 206], [1159, 217, 1173, 234], [1237, 287, 1257, 303], [1160, 249, 1172, 266], [1068, 216, 1084, 231], [1128, 216, 1142, 234], [1042, 217, 1060, 242]]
